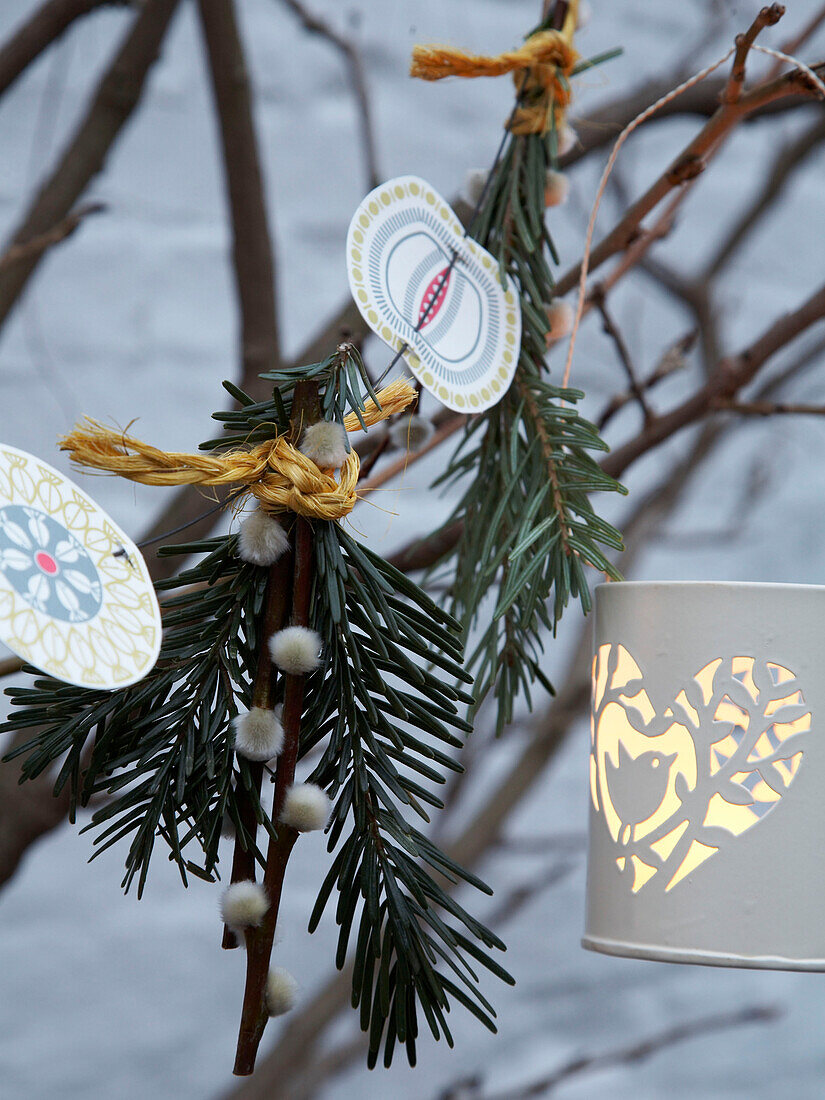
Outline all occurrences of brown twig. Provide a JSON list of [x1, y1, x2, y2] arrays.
[[591, 285, 652, 424], [0, 202, 105, 272], [556, 48, 824, 297], [197, 0, 282, 396], [0, 0, 181, 331], [0, 0, 112, 100], [705, 114, 825, 278], [723, 4, 786, 105], [278, 0, 379, 189], [222, 548, 294, 950], [597, 331, 695, 432], [713, 398, 825, 416], [602, 279, 825, 479], [233, 381, 319, 1076], [481, 1006, 781, 1099], [766, 2, 825, 79]]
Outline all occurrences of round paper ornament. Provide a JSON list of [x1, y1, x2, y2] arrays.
[[0, 444, 161, 689], [346, 175, 522, 413]]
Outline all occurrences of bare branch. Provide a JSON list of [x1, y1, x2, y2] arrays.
[[277, 0, 379, 190], [592, 285, 652, 424], [0, 0, 114, 101], [597, 331, 695, 432], [197, 0, 282, 396], [706, 114, 825, 278], [556, 55, 824, 298], [723, 4, 786, 105], [603, 279, 825, 479], [481, 1005, 781, 1099], [0, 202, 105, 273], [0, 0, 181, 332], [713, 398, 825, 416]]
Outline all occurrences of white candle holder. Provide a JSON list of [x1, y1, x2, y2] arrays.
[[583, 581, 823, 969]]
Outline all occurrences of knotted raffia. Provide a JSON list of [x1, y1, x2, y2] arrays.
[[410, 27, 579, 136], [59, 378, 416, 522]]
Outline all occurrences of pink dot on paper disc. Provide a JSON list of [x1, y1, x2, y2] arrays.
[[35, 551, 58, 575]]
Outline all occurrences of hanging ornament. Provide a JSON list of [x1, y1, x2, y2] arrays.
[[584, 581, 823, 969], [0, 443, 160, 688], [346, 175, 522, 412]]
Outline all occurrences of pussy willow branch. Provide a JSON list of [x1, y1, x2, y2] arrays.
[[233, 382, 319, 1076], [0, 0, 181, 331], [222, 548, 293, 950]]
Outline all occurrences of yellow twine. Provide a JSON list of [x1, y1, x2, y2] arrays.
[[59, 378, 416, 523], [410, 18, 579, 136]]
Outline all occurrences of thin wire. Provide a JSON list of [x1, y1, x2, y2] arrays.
[[134, 489, 245, 550], [374, 72, 530, 387], [750, 43, 825, 98]]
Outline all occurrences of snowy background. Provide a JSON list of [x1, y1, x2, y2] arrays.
[[1, 0, 825, 1097]]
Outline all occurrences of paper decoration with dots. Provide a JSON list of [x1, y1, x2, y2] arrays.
[[346, 175, 522, 413], [0, 444, 161, 689]]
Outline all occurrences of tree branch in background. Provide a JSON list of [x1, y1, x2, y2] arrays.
[[197, 0, 282, 396], [0, 0, 181, 330], [592, 284, 652, 424], [706, 114, 825, 278], [0, 0, 114, 100], [479, 1006, 780, 1100], [556, 58, 825, 297], [0, 201, 105, 272], [277, 0, 379, 190], [597, 331, 695, 431]]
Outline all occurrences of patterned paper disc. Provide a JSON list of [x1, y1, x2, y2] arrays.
[[346, 175, 522, 413], [0, 445, 161, 689]]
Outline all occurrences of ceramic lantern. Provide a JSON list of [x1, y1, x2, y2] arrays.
[[583, 581, 825, 970]]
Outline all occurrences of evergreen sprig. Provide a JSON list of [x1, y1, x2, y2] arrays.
[[431, 59, 626, 734], [1, 345, 511, 1068]]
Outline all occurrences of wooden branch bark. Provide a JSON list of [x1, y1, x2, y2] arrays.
[[0, 0, 112, 100], [197, 0, 282, 397], [555, 60, 825, 298], [278, 0, 379, 189], [0, 0, 181, 330], [0, 202, 105, 272]]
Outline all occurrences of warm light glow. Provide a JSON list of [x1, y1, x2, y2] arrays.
[[591, 647, 811, 894]]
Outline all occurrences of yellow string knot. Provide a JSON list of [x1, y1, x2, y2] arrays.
[[410, 28, 579, 136], [59, 378, 416, 523]]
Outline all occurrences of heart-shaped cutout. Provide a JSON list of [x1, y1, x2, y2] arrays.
[[590, 644, 811, 893], [346, 175, 521, 413]]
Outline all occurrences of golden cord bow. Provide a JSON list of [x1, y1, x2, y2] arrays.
[[59, 378, 416, 522], [410, 11, 579, 137]]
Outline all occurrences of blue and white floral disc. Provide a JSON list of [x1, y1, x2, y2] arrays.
[[0, 444, 161, 689], [346, 175, 522, 413]]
